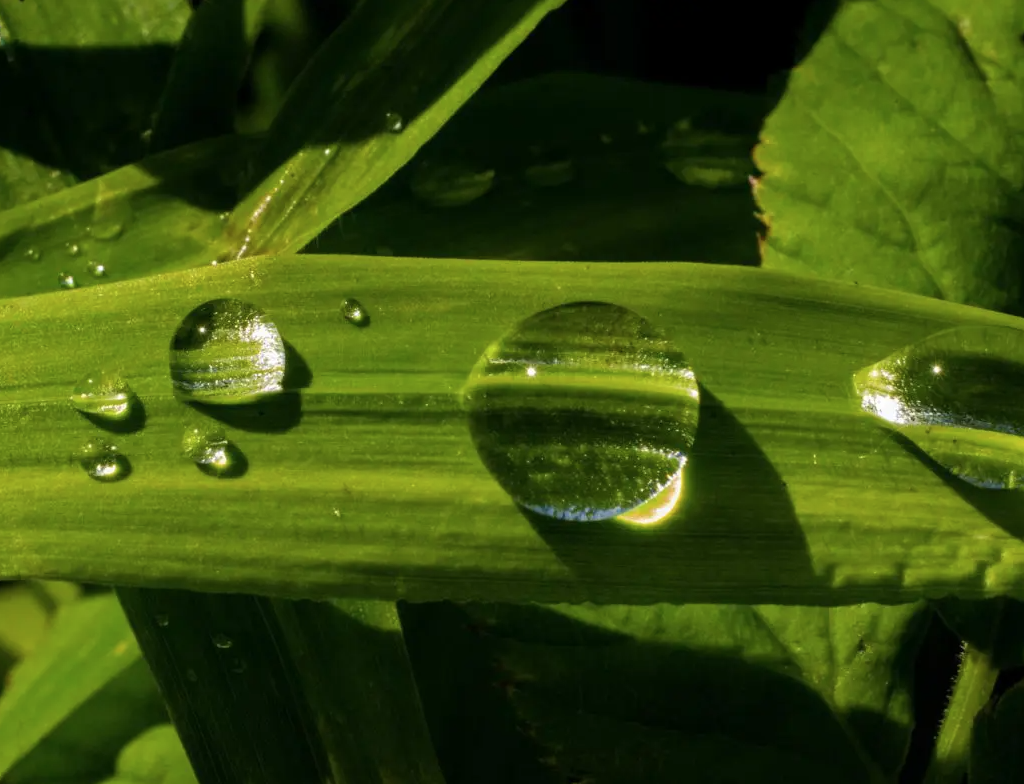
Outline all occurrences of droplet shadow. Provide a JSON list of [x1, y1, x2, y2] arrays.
[[186, 341, 311, 434], [519, 386, 819, 599], [76, 395, 147, 434], [888, 430, 1024, 541]]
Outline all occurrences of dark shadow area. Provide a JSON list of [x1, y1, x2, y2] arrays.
[[888, 430, 1024, 542], [519, 387, 819, 597], [402, 601, 926, 783], [195, 441, 249, 479], [184, 340, 311, 434], [76, 395, 147, 434]]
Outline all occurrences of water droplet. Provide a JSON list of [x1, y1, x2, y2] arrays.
[[384, 112, 404, 133], [218, 212, 229, 222], [524, 156, 574, 188], [88, 185, 131, 241], [66, 242, 81, 256], [599, 133, 613, 144], [463, 302, 700, 521], [182, 424, 238, 476], [660, 121, 751, 188], [24, 248, 41, 262], [86, 261, 107, 278], [410, 160, 495, 207], [77, 440, 130, 482], [854, 326, 1024, 490], [185, 668, 198, 682], [155, 614, 170, 628], [341, 298, 370, 328], [212, 633, 233, 649], [57, 272, 77, 290], [140, 129, 153, 144], [70, 370, 134, 421], [169, 299, 286, 404], [229, 658, 247, 673]]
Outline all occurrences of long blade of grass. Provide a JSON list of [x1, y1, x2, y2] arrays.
[[1, 258, 1023, 605], [221, 0, 567, 259]]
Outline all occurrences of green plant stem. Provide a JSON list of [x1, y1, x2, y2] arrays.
[[924, 643, 999, 784]]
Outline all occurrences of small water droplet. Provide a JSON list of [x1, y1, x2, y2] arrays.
[[524, 156, 574, 188], [410, 160, 495, 207], [341, 298, 371, 328], [218, 212, 229, 222], [854, 326, 1024, 490], [155, 614, 170, 628], [87, 261, 107, 278], [212, 633, 233, 649], [384, 112, 404, 133], [70, 370, 134, 421], [24, 247, 41, 262], [332, 507, 342, 518], [88, 185, 131, 241], [463, 303, 699, 521], [77, 440, 130, 482], [599, 133, 613, 144], [185, 668, 198, 682], [182, 424, 239, 477], [140, 129, 153, 144], [66, 242, 81, 256], [169, 299, 286, 404], [57, 272, 77, 290], [229, 658, 247, 673]]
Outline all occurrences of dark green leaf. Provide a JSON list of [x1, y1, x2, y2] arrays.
[[313, 73, 764, 264], [754, 0, 1024, 311], [969, 679, 1024, 784]]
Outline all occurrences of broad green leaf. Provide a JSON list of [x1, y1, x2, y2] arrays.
[[0, 135, 256, 298], [754, 0, 1024, 312], [0, 594, 165, 782], [969, 679, 1024, 784], [4, 258, 1024, 605], [149, 0, 270, 153], [313, 73, 764, 264], [117, 588, 332, 784], [0, 0, 190, 184], [98, 724, 197, 784], [470, 602, 926, 783], [274, 599, 446, 784], [222, 0, 567, 259], [0, 582, 52, 661]]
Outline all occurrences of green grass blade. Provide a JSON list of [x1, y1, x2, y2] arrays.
[[116, 588, 332, 784], [148, 0, 270, 153], [4, 258, 1024, 604], [0, 594, 165, 781], [222, 0, 567, 259], [0, 136, 256, 298], [274, 598, 447, 784], [312, 73, 764, 264]]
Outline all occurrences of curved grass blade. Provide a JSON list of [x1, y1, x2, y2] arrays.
[[222, 0, 567, 259], [0, 594, 165, 782], [0, 135, 257, 298], [2, 258, 1024, 604]]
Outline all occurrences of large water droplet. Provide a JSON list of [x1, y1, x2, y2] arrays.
[[57, 272, 77, 290], [410, 160, 495, 207], [463, 302, 700, 521], [854, 326, 1024, 490], [341, 298, 370, 328], [77, 440, 130, 482], [384, 112, 404, 133], [70, 370, 134, 421], [88, 188, 131, 241], [660, 120, 750, 188], [182, 424, 240, 477], [169, 299, 286, 404]]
